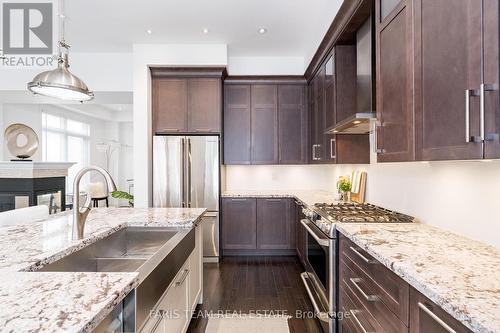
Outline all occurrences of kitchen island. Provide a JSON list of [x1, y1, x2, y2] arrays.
[[0, 207, 206, 333]]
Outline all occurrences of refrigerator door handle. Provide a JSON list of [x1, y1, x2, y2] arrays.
[[187, 137, 192, 208], [181, 138, 186, 208]]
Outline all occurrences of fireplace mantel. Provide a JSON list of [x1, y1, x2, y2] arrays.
[[0, 162, 75, 179]]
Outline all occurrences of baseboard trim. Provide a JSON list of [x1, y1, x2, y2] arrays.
[[222, 249, 297, 256]]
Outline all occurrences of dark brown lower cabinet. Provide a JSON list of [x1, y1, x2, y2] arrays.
[[221, 198, 256, 250], [410, 288, 472, 333], [257, 198, 292, 249], [222, 197, 295, 254], [339, 236, 409, 333]]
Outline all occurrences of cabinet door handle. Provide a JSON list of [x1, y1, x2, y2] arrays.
[[230, 198, 248, 201], [194, 128, 212, 132], [465, 89, 479, 143], [330, 138, 336, 159], [350, 310, 375, 333], [480, 83, 497, 142], [418, 302, 457, 333], [163, 128, 180, 132], [350, 278, 378, 302], [175, 269, 189, 287], [312, 144, 318, 160], [349, 246, 375, 264]]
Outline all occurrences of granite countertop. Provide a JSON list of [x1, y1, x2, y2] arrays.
[[336, 223, 500, 333], [0, 207, 206, 333], [222, 189, 337, 206]]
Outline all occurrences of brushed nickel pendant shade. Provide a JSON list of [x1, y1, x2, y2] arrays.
[[28, 52, 94, 102], [27, 1, 93, 102]]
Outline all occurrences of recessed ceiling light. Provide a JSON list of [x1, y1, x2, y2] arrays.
[[258, 28, 267, 34], [202, 28, 210, 34], [146, 29, 153, 35]]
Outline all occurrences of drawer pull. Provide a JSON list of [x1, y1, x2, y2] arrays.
[[194, 128, 212, 132], [163, 128, 180, 132], [349, 246, 375, 264], [266, 198, 282, 201], [418, 302, 457, 333], [350, 310, 375, 333], [230, 198, 248, 201], [175, 269, 189, 287], [350, 278, 378, 302]]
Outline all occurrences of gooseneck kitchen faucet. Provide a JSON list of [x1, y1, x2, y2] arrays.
[[72, 166, 117, 240]]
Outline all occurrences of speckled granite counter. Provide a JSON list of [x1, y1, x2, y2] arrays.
[[222, 189, 337, 207], [336, 223, 500, 333], [0, 207, 206, 333]]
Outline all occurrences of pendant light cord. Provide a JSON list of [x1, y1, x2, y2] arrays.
[[58, 0, 70, 53]]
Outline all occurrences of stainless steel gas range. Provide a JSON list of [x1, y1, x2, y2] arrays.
[[300, 202, 415, 333]]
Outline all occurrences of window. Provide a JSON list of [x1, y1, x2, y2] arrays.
[[42, 113, 90, 191]]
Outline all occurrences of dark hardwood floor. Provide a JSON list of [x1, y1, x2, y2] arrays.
[[187, 256, 322, 333]]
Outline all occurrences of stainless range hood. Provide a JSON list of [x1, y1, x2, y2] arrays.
[[326, 16, 375, 135], [327, 112, 374, 134]]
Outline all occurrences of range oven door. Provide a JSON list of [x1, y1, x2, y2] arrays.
[[300, 219, 335, 333]]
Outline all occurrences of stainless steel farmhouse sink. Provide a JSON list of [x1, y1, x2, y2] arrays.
[[39, 227, 180, 273], [36, 226, 196, 331]]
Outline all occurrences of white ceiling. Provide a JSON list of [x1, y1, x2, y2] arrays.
[[66, 0, 343, 61]]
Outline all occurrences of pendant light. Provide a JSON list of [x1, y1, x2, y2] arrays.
[[27, 1, 94, 102]]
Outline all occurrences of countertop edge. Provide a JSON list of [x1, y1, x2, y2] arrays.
[[80, 274, 140, 333]]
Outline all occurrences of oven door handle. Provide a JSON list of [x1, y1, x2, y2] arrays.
[[301, 219, 330, 247], [301, 272, 330, 323]]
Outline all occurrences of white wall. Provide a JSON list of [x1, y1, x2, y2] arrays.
[[228, 56, 304, 75], [225, 133, 500, 248], [224, 165, 336, 191], [0, 53, 133, 92], [118, 122, 134, 193], [132, 44, 228, 207]]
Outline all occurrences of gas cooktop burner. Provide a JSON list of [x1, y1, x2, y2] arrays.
[[313, 202, 415, 223]]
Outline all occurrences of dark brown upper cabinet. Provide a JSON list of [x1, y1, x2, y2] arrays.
[[251, 85, 278, 164], [151, 68, 224, 135], [256, 198, 292, 250], [375, 0, 500, 162], [152, 78, 188, 133], [223, 78, 308, 165], [310, 67, 326, 163], [223, 85, 251, 164], [376, 0, 415, 162], [278, 85, 308, 164], [187, 78, 221, 133], [483, 0, 500, 159], [414, 0, 483, 161]]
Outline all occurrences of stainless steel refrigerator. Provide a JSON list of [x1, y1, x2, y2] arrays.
[[153, 136, 220, 261]]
